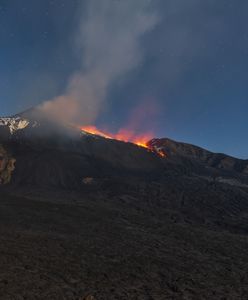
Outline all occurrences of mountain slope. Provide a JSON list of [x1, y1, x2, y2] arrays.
[[0, 109, 164, 189], [1, 109, 248, 299], [149, 137, 248, 175]]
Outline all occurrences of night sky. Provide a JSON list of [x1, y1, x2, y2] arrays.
[[0, 0, 248, 158]]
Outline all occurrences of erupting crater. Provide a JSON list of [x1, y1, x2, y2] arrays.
[[81, 125, 151, 148], [81, 125, 166, 157]]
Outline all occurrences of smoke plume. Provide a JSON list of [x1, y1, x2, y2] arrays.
[[39, 0, 158, 124]]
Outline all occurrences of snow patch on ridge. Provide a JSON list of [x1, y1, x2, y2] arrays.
[[0, 117, 30, 134]]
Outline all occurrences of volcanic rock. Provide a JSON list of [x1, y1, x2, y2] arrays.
[[0, 144, 16, 185], [0, 109, 248, 299], [149, 137, 248, 174]]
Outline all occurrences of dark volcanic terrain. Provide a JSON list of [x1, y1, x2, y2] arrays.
[[1, 110, 248, 299]]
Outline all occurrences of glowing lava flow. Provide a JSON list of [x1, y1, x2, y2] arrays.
[[81, 126, 152, 149], [81, 126, 113, 140]]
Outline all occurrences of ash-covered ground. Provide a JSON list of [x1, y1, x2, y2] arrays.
[[1, 112, 248, 299]]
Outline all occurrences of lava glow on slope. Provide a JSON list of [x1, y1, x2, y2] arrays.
[[81, 125, 152, 149]]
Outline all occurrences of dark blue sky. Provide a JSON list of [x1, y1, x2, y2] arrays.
[[0, 0, 248, 158]]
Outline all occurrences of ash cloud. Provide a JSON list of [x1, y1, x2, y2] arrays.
[[39, 0, 159, 124]]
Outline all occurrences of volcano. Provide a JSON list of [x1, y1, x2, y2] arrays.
[[1, 109, 248, 299]]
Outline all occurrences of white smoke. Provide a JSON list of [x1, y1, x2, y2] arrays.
[[39, 0, 159, 124]]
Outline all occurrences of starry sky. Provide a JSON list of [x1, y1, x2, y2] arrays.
[[0, 0, 248, 158]]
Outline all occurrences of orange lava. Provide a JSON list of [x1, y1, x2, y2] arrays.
[[157, 149, 166, 158], [81, 125, 113, 140], [81, 126, 152, 149]]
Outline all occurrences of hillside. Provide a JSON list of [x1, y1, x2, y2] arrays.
[[0, 110, 248, 299]]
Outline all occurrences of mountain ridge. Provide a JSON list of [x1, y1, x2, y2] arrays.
[[0, 109, 248, 189]]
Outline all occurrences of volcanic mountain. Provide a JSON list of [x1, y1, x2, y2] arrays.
[[1, 108, 248, 299], [0, 108, 165, 188]]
